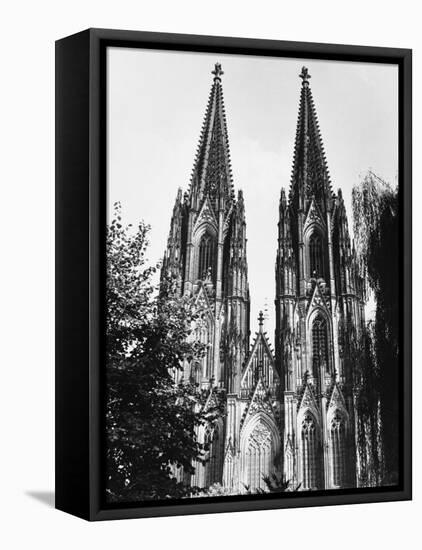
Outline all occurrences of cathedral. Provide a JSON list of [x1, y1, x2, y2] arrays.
[[161, 63, 366, 493]]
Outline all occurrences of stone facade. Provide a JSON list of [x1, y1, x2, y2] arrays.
[[161, 64, 365, 493]]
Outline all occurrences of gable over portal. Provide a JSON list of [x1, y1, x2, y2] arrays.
[[241, 313, 278, 395]]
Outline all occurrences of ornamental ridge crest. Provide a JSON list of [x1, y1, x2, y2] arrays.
[[222, 204, 234, 238]]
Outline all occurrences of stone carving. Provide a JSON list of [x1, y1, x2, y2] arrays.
[[249, 422, 271, 446], [304, 199, 325, 231], [160, 63, 366, 494]]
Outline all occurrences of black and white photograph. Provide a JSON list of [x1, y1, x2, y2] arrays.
[[2, 0, 419, 545], [105, 47, 401, 504]]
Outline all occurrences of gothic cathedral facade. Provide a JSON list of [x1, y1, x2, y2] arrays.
[[161, 64, 365, 493]]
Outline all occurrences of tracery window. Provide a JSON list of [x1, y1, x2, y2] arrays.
[[301, 413, 321, 490], [331, 412, 347, 487], [312, 315, 329, 376], [245, 421, 273, 492], [309, 232, 324, 278], [198, 232, 216, 279], [205, 426, 223, 486]]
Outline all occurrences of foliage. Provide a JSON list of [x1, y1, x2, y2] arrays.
[[105, 203, 221, 502], [261, 473, 301, 493], [197, 483, 237, 497], [198, 475, 299, 498], [352, 172, 399, 485], [353, 323, 383, 486], [242, 475, 299, 495]]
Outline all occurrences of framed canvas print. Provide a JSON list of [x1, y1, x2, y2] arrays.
[[55, 28, 412, 521]]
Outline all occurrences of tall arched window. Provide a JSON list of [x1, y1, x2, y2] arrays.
[[198, 233, 216, 279], [195, 320, 211, 379], [309, 232, 324, 278], [244, 420, 275, 492], [189, 361, 201, 385], [331, 412, 347, 487], [205, 425, 223, 487], [301, 413, 321, 490], [312, 316, 329, 376]]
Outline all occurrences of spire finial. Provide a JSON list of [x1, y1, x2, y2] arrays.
[[299, 66, 311, 85], [212, 62, 224, 81], [258, 310, 265, 331]]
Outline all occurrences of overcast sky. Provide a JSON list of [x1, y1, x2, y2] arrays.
[[107, 47, 398, 338]]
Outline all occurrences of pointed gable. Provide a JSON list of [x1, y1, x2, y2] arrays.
[[306, 279, 331, 315], [194, 283, 214, 314], [243, 377, 275, 418], [298, 382, 319, 418], [193, 195, 219, 235], [304, 198, 326, 232], [241, 312, 278, 394], [327, 383, 348, 416]]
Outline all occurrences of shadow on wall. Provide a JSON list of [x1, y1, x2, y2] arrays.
[[25, 491, 55, 508]]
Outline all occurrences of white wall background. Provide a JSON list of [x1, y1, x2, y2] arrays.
[[0, 1, 418, 548]]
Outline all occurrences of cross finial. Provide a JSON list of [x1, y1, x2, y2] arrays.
[[299, 66, 311, 85], [212, 62, 224, 80], [258, 310, 265, 330]]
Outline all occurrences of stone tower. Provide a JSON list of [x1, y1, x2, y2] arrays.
[[275, 67, 366, 490], [161, 64, 251, 488]]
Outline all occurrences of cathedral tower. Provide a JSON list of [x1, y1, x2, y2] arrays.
[[275, 67, 365, 490], [161, 64, 251, 487]]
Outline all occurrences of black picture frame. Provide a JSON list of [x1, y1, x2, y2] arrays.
[[55, 28, 412, 521]]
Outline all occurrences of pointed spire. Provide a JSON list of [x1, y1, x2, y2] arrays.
[[289, 67, 333, 212], [279, 188, 287, 217], [188, 63, 235, 213], [258, 310, 265, 332], [161, 187, 185, 295], [237, 188, 244, 206]]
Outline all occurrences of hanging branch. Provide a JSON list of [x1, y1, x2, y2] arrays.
[[352, 172, 399, 486]]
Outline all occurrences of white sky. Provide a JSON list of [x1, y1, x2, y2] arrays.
[[107, 47, 398, 338]]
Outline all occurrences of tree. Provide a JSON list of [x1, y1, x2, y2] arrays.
[[105, 203, 220, 502], [352, 172, 399, 484], [353, 322, 383, 486]]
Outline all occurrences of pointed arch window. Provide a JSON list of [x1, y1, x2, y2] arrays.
[[198, 232, 216, 280], [312, 316, 329, 376], [244, 420, 274, 492], [189, 361, 201, 385], [331, 412, 347, 487], [309, 232, 324, 278], [301, 413, 321, 490], [194, 318, 212, 380], [205, 425, 223, 487]]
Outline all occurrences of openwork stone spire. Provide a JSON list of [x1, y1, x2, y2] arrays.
[[189, 63, 235, 213], [289, 67, 333, 212]]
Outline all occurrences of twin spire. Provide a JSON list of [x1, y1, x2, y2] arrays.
[[190, 63, 332, 216]]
